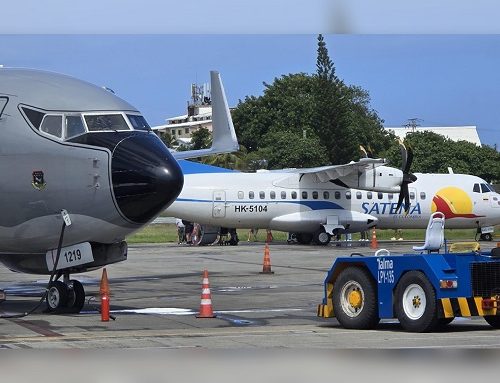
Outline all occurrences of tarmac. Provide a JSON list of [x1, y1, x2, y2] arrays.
[[0, 239, 499, 350]]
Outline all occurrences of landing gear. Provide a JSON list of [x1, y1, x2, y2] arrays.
[[312, 228, 331, 246], [46, 274, 86, 313], [480, 233, 493, 241], [296, 233, 313, 245]]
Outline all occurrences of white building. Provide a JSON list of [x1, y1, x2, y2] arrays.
[[384, 126, 481, 146], [152, 83, 213, 145]]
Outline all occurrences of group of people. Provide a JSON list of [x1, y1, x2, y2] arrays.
[[247, 228, 273, 242], [175, 218, 194, 244]]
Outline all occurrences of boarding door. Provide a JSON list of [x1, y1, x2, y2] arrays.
[[212, 190, 226, 218]]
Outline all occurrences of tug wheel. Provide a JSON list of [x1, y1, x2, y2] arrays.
[[395, 271, 439, 332], [484, 316, 500, 328], [333, 267, 379, 329]]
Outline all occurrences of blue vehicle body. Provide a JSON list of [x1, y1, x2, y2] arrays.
[[318, 247, 500, 321]]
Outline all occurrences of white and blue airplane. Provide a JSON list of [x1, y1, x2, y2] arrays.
[[165, 151, 500, 245]]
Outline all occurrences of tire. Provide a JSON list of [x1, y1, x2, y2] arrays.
[[332, 267, 379, 329], [296, 233, 313, 245], [480, 233, 493, 241], [46, 281, 69, 312], [66, 280, 85, 313], [312, 228, 331, 246], [484, 316, 500, 328], [438, 317, 454, 327], [395, 271, 439, 332]]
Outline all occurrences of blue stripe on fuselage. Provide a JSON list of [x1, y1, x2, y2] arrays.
[[178, 160, 237, 175], [176, 198, 344, 210]]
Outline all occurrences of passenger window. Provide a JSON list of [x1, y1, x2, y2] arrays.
[[356, 191, 362, 199], [346, 191, 351, 200], [259, 191, 265, 199], [238, 191, 244, 199], [302, 191, 308, 199], [334, 191, 340, 200], [249, 191, 254, 199], [291, 191, 297, 199], [367, 192, 372, 200], [281, 191, 286, 199], [378, 192, 383, 200], [410, 192, 415, 200], [420, 192, 426, 200], [388, 193, 393, 200], [324, 191, 330, 199], [481, 184, 490, 193], [270, 191, 276, 199], [40, 115, 63, 138], [473, 183, 480, 193], [65, 115, 86, 138], [312, 191, 318, 200]]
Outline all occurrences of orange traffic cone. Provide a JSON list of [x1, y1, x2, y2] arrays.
[[260, 243, 274, 274], [370, 228, 378, 250], [196, 269, 216, 318], [100, 268, 110, 322], [266, 229, 273, 243]]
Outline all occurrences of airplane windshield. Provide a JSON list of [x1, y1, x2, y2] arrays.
[[84, 114, 131, 132], [127, 114, 150, 131]]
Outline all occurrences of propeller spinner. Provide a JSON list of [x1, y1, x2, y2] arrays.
[[396, 139, 418, 214]]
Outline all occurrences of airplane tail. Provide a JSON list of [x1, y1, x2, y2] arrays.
[[172, 71, 239, 160]]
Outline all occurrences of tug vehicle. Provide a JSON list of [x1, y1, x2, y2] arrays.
[[317, 238, 500, 332]]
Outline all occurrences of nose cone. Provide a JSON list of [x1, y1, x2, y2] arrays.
[[111, 134, 184, 224]]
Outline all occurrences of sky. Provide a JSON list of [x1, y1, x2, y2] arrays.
[[1, 1, 499, 148]]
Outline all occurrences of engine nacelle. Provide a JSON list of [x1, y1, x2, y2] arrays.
[[337, 165, 403, 193]]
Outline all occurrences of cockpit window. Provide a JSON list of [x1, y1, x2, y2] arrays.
[[65, 115, 86, 139], [473, 183, 480, 193], [22, 107, 45, 129], [481, 183, 492, 193], [127, 114, 150, 131], [84, 114, 130, 132], [40, 115, 63, 138]]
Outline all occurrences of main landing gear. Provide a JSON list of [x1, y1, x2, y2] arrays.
[[46, 272, 85, 313]]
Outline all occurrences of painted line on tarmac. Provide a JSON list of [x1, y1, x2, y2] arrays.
[[109, 307, 306, 316]]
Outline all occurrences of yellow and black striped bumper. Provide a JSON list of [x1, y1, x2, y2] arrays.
[[318, 283, 335, 318], [439, 297, 499, 318]]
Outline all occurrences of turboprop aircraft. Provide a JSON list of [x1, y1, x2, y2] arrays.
[[165, 146, 500, 245], [0, 68, 237, 313]]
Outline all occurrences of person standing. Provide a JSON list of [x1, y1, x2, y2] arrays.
[[175, 218, 185, 244]]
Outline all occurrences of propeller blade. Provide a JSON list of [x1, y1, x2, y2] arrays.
[[403, 143, 414, 174], [398, 139, 408, 172], [359, 145, 368, 158], [396, 184, 406, 212], [404, 184, 411, 213]]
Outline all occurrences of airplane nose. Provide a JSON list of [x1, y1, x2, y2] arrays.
[[111, 134, 184, 224]]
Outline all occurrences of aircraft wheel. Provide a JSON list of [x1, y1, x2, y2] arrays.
[[66, 280, 85, 313], [480, 233, 493, 241], [333, 267, 379, 329], [395, 271, 439, 332], [46, 281, 69, 312], [484, 316, 500, 328], [296, 233, 313, 245], [312, 228, 331, 246]]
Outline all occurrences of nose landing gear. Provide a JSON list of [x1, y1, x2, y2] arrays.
[[46, 273, 85, 313]]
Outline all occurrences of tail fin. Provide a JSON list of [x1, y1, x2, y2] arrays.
[[172, 71, 239, 160]]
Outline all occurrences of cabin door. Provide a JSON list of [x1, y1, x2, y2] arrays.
[[212, 190, 226, 218]]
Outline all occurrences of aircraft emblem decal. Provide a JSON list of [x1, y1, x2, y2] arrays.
[[32, 170, 46, 191], [431, 186, 483, 219]]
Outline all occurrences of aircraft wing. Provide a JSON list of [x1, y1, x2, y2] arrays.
[[296, 158, 387, 183], [169, 71, 239, 160]]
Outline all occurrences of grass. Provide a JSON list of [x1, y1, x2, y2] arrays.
[[127, 224, 500, 244]]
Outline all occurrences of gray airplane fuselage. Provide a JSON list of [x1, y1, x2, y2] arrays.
[[0, 69, 183, 273]]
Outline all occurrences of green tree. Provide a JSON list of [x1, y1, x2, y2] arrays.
[[190, 127, 212, 150], [156, 131, 177, 148]]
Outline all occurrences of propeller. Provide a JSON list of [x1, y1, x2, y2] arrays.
[[396, 139, 418, 214]]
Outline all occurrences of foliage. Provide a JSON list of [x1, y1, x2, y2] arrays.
[[156, 131, 177, 148], [383, 131, 500, 182], [190, 127, 212, 150]]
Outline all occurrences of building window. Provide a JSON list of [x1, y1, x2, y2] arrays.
[[281, 191, 286, 199], [178, 130, 182, 136], [249, 191, 254, 199], [324, 191, 330, 199], [185, 128, 189, 134], [291, 191, 297, 199], [238, 191, 244, 199], [312, 191, 318, 199]]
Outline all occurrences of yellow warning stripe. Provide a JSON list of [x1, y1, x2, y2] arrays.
[[439, 297, 498, 318]]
